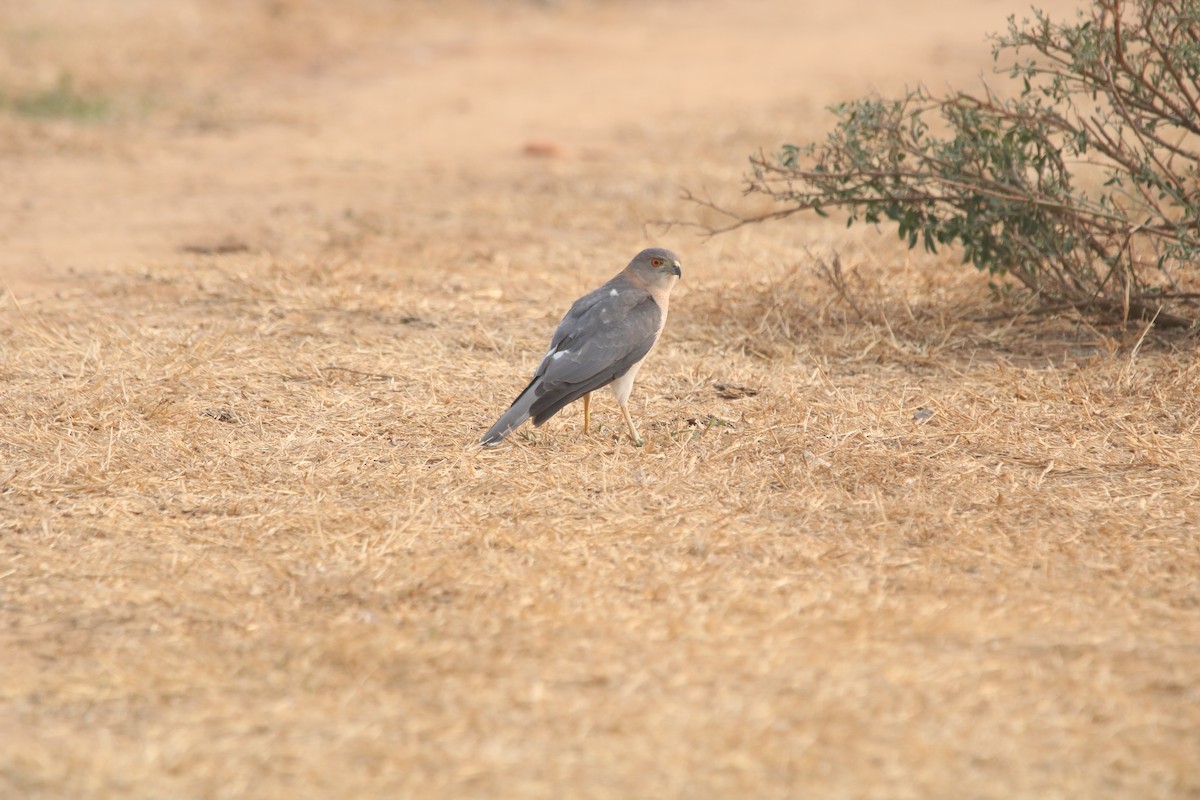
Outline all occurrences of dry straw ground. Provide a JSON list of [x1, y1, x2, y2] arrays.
[[2, 1, 1199, 798]]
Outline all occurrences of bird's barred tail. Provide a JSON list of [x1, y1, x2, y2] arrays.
[[480, 380, 539, 445]]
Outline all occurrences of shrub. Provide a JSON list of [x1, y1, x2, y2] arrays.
[[719, 0, 1200, 327]]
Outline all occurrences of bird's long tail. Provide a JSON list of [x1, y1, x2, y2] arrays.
[[480, 378, 539, 445]]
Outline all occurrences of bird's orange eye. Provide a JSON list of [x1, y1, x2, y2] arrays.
[[651, 258, 663, 267]]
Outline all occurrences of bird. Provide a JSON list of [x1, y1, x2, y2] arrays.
[[481, 247, 683, 446]]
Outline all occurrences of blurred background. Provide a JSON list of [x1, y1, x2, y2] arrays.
[[0, 0, 1078, 294]]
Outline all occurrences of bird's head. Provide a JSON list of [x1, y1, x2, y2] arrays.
[[628, 247, 682, 290]]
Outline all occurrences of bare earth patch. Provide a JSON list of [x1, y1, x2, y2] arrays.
[[2, 1, 1198, 798]]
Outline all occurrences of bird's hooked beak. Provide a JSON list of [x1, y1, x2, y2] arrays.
[[671, 260, 682, 277]]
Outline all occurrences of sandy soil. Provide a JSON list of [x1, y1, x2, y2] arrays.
[[3, 0, 1040, 292]]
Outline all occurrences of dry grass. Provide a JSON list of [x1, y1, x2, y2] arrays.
[[3, 1, 1200, 798]]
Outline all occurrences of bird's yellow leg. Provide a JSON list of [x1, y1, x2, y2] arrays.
[[620, 404, 643, 446], [582, 392, 591, 436]]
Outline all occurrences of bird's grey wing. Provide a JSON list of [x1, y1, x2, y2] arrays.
[[480, 277, 655, 444], [527, 290, 662, 425]]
